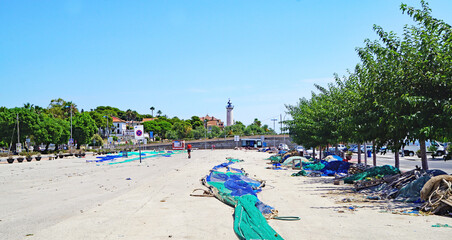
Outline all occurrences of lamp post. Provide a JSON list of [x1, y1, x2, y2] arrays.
[[69, 106, 72, 152], [282, 113, 288, 145], [103, 115, 109, 138], [204, 119, 207, 150], [103, 115, 109, 149], [271, 118, 277, 147]]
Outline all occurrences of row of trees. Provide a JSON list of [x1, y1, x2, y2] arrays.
[[286, 1, 451, 170], [0, 99, 276, 151], [0, 104, 97, 151], [143, 117, 275, 140]]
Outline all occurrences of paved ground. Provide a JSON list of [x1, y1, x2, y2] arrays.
[[351, 152, 452, 174]]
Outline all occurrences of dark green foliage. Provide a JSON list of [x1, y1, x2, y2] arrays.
[[286, 1, 451, 170], [72, 112, 97, 146]]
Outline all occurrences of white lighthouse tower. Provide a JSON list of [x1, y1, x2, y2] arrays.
[[226, 99, 234, 126]]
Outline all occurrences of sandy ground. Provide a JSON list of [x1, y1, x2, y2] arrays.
[[1, 150, 451, 240]]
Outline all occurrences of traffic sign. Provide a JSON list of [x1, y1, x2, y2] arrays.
[[134, 125, 144, 140]]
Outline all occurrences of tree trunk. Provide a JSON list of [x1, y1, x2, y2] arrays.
[[364, 143, 368, 166], [420, 140, 429, 170], [313, 147, 316, 159], [319, 146, 322, 160], [372, 140, 376, 166], [357, 143, 361, 164], [394, 146, 400, 169]]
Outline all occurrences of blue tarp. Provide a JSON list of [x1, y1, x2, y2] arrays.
[[321, 161, 351, 176]]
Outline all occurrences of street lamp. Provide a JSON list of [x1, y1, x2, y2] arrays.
[[271, 118, 277, 147], [204, 119, 208, 149], [103, 115, 109, 138], [65, 104, 73, 152], [282, 113, 288, 145]]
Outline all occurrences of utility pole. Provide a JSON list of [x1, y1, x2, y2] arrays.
[[271, 118, 277, 147], [70, 106, 73, 151], [280, 114, 282, 134], [283, 113, 287, 145], [17, 113, 20, 152], [106, 115, 109, 138], [204, 119, 207, 149]]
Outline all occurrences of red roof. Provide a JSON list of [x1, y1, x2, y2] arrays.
[[141, 118, 157, 122], [112, 116, 125, 123]]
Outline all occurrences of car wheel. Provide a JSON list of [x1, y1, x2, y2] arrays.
[[436, 151, 443, 156], [409, 151, 414, 157]]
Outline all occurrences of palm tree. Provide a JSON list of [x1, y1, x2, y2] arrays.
[[157, 110, 162, 117], [126, 109, 134, 121], [150, 107, 155, 117]]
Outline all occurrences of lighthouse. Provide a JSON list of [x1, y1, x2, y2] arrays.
[[226, 99, 234, 126]]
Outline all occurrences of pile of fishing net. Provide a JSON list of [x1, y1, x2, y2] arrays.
[[323, 155, 343, 162], [356, 168, 448, 203], [420, 175, 452, 216], [321, 161, 351, 176], [348, 163, 367, 175], [281, 156, 311, 167], [343, 165, 400, 184], [267, 155, 281, 163], [291, 160, 351, 177], [199, 160, 285, 239]]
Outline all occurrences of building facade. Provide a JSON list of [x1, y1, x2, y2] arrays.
[[200, 115, 224, 132]]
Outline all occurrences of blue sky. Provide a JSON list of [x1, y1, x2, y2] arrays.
[[1, 0, 451, 132]]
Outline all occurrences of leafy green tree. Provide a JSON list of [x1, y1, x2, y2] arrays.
[[253, 118, 262, 127], [90, 134, 103, 146], [165, 130, 178, 140], [155, 120, 172, 139], [143, 121, 161, 137], [88, 111, 112, 136], [172, 121, 193, 139], [0, 107, 17, 150], [94, 106, 125, 119], [125, 109, 138, 122], [192, 125, 206, 139], [48, 98, 78, 119], [189, 116, 203, 129], [210, 125, 221, 137], [34, 114, 69, 151], [72, 112, 97, 148], [353, 0, 452, 169]]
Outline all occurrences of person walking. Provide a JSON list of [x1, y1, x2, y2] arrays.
[[187, 144, 192, 158]]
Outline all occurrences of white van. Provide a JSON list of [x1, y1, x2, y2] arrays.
[[403, 140, 445, 157]]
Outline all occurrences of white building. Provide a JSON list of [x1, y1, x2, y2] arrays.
[[112, 116, 127, 136]]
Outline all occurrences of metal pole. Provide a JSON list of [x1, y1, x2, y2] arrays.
[[17, 114, 20, 152], [139, 140, 142, 163], [280, 114, 282, 134], [70, 107, 72, 151], [271, 118, 277, 147], [283, 114, 287, 145], [204, 120, 207, 150]]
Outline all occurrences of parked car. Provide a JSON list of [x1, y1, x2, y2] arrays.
[[403, 140, 445, 157], [295, 146, 304, 153], [278, 144, 289, 151], [328, 144, 347, 152], [348, 146, 358, 153], [352, 145, 373, 153]]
